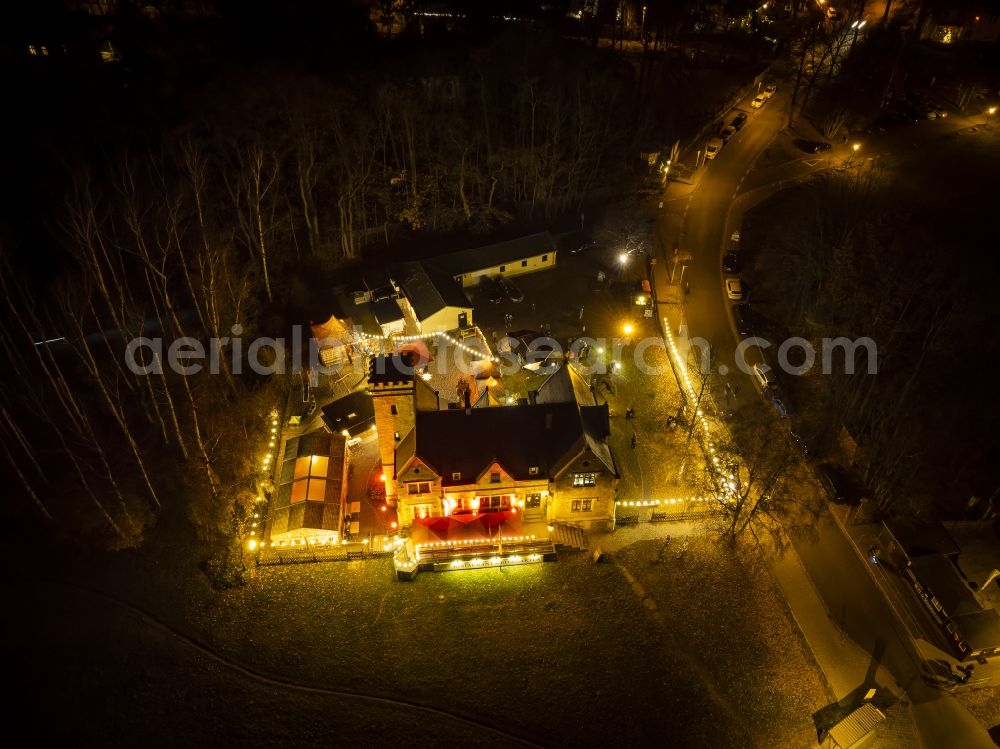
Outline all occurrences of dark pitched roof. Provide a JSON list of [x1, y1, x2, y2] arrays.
[[320, 390, 375, 436], [909, 554, 981, 617], [951, 608, 1000, 653], [884, 518, 961, 557], [428, 232, 556, 275], [403, 399, 616, 486], [372, 297, 404, 325], [536, 362, 595, 405], [392, 261, 470, 321]]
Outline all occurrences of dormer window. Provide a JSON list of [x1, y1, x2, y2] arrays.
[[452, 472, 462, 481], [490, 472, 501, 484], [529, 466, 539, 476]]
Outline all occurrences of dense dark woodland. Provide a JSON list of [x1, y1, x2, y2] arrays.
[[0, 0, 998, 575]]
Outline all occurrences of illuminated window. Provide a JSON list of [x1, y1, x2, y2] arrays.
[[572, 473, 596, 487], [407, 481, 430, 495], [291, 454, 330, 503], [452, 472, 462, 480], [477, 495, 509, 510], [528, 466, 539, 475], [571, 499, 593, 512], [413, 505, 431, 519], [525, 493, 542, 509], [490, 472, 501, 483], [28, 45, 37, 55], [40, 46, 49, 56]]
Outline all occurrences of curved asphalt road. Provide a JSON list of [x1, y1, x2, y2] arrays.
[[659, 92, 996, 747]]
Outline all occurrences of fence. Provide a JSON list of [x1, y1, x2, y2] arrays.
[[257, 542, 395, 567]]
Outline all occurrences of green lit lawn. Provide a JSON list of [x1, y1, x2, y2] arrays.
[[14, 529, 831, 748]]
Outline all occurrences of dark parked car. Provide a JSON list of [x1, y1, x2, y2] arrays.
[[478, 275, 504, 304], [721, 125, 736, 143], [498, 275, 524, 303], [731, 112, 748, 130], [722, 252, 740, 274], [814, 463, 861, 505], [792, 139, 832, 154], [765, 388, 791, 419], [732, 303, 754, 337], [570, 240, 597, 255]]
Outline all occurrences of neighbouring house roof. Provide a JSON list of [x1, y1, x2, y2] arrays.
[[320, 390, 375, 437], [945, 521, 1000, 595], [535, 361, 596, 406], [884, 518, 961, 558], [951, 608, 1000, 653], [396, 399, 616, 485], [473, 388, 502, 408], [392, 261, 471, 321], [909, 554, 981, 618], [428, 232, 556, 276], [372, 297, 404, 325]]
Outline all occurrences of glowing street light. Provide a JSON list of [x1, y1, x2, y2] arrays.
[[618, 253, 628, 265], [852, 142, 861, 152], [623, 323, 634, 336], [987, 106, 998, 126]]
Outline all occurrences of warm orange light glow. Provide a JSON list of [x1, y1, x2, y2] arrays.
[[623, 323, 634, 335], [380, 473, 387, 481], [390, 521, 398, 529]]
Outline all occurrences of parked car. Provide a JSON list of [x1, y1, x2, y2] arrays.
[[721, 125, 736, 143], [751, 94, 767, 109], [722, 252, 740, 274], [765, 388, 790, 418], [732, 303, 754, 337], [725, 277, 745, 300], [498, 275, 524, 303], [478, 275, 504, 304], [793, 139, 832, 154], [570, 240, 597, 255], [814, 463, 861, 505], [764, 84, 777, 98], [705, 137, 723, 160], [928, 102, 948, 118], [731, 112, 748, 130]]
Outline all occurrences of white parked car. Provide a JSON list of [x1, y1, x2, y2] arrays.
[[725, 278, 744, 300], [751, 94, 767, 109], [705, 137, 723, 160], [763, 84, 777, 98]]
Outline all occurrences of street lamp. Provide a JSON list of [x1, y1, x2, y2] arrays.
[[618, 252, 628, 265], [987, 106, 997, 126], [623, 323, 634, 336], [852, 142, 861, 152]]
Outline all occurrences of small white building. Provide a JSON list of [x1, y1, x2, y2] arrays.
[[431, 232, 558, 288], [392, 261, 473, 334]]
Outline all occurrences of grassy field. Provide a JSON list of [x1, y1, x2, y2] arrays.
[[13, 520, 835, 748]]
